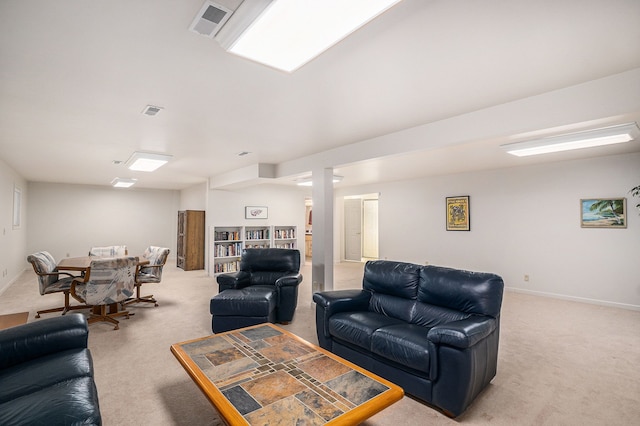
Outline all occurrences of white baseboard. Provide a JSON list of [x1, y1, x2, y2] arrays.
[[506, 286, 640, 311]]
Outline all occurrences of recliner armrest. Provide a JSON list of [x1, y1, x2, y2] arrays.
[[0, 314, 89, 370], [275, 273, 303, 288], [427, 316, 497, 349], [217, 271, 251, 291], [313, 289, 371, 316]]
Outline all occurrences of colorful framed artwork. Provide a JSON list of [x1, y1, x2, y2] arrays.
[[245, 206, 268, 219], [580, 198, 626, 228], [446, 196, 470, 231]]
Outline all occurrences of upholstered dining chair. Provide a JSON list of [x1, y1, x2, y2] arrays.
[[70, 256, 137, 330], [27, 251, 90, 318], [88, 245, 128, 256], [125, 246, 170, 307]]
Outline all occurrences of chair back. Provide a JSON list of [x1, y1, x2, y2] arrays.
[[88, 245, 128, 257], [240, 248, 300, 286], [139, 246, 170, 281], [27, 251, 59, 295], [81, 257, 137, 305]]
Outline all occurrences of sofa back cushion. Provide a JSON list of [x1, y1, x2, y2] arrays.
[[363, 260, 421, 323], [418, 265, 504, 318], [363, 260, 420, 299]]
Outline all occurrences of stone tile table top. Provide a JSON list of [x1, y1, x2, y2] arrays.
[[171, 323, 403, 425]]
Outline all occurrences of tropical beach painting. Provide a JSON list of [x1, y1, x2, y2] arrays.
[[580, 198, 626, 228]]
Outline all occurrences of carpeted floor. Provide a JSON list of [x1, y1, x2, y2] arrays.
[[1, 260, 639, 425]]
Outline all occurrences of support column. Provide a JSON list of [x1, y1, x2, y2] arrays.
[[312, 168, 334, 293]]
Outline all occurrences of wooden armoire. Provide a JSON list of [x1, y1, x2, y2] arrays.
[[177, 210, 205, 270]]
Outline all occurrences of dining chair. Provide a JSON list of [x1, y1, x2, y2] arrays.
[[27, 251, 90, 318], [125, 246, 170, 307], [70, 256, 137, 330], [88, 245, 128, 256]]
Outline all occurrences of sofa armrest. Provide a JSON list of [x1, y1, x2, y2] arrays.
[[313, 289, 371, 316], [217, 271, 251, 291], [0, 314, 89, 370], [428, 316, 497, 349], [275, 273, 303, 288]]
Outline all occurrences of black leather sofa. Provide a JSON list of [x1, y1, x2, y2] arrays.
[[0, 314, 102, 425], [211, 248, 303, 333], [313, 260, 504, 417]]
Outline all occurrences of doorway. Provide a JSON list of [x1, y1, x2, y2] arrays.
[[344, 194, 379, 262]]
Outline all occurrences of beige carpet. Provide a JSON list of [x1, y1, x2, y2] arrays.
[[1, 261, 639, 425]]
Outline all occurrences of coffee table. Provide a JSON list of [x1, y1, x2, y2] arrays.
[[171, 323, 404, 425]]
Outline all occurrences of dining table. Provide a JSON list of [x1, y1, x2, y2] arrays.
[[57, 255, 150, 272], [56, 255, 150, 315]]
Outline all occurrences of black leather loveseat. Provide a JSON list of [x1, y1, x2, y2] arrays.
[[0, 314, 102, 425], [313, 260, 504, 417]]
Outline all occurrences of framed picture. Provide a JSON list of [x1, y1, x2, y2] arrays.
[[580, 198, 626, 228], [446, 196, 470, 231], [245, 206, 268, 219]]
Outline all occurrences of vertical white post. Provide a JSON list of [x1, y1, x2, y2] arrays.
[[312, 168, 334, 293]]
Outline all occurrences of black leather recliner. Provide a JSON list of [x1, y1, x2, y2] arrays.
[[313, 260, 504, 417], [211, 248, 303, 333], [0, 314, 102, 425]]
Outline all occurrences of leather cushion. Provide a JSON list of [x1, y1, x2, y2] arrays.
[[0, 375, 101, 426], [0, 348, 93, 404], [419, 265, 504, 317], [210, 287, 276, 317], [363, 260, 420, 299], [328, 311, 405, 350], [371, 324, 432, 376]]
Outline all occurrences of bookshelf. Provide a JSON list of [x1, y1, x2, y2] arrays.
[[211, 225, 297, 275]]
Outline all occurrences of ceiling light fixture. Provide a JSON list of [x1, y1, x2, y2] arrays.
[[501, 122, 639, 157], [215, 0, 402, 73], [111, 178, 137, 188], [125, 151, 172, 172], [296, 175, 343, 187]]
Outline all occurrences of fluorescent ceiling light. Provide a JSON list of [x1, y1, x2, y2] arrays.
[[296, 176, 343, 186], [126, 152, 172, 172], [215, 0, 402, 72], [501, 123, 640, 157], [111, 178, 137, 188]]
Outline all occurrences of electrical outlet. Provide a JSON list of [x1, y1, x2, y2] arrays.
[[524, 274, 529, 282]]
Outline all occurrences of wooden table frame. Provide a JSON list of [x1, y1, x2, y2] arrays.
[[171, 323, 404, 425]]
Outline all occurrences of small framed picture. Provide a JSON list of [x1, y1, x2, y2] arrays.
[[245, 206, 268, 219], [446, 196, 470, 231], [580, 198, 626, 228]]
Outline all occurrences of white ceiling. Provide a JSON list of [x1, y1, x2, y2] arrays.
[[1, 0, 640, 191]]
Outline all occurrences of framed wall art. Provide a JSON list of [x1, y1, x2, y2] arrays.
[[580, 198, 626, 228], [446, 196, 470, 231], [245, 206, 268, 219]]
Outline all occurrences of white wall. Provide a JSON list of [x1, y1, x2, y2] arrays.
[[337, 152, 640, 309], [0, 159, 27, 293], [180, 182, 207, 211], [207, 185, 309, 274], [27, 182, 180, 262]]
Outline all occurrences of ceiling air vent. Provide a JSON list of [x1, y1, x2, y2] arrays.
[[142, 105, 163, 116], [189, 1, 233, 38]]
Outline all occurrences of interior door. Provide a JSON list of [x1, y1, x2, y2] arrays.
[[344, 199, 362, 261], [362, 199, 379, 259]]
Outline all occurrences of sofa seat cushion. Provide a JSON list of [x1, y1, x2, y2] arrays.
[[0, 375, 101, 426], [328, 311, 405, 351], [0, 348, 93, 403], [371, 324, 432, 376]]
